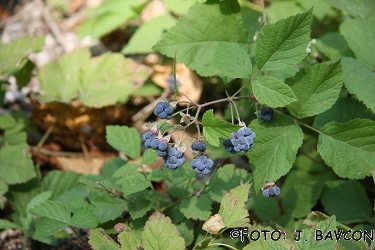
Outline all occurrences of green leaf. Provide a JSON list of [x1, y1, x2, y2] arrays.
[[252, 76, 297, 108], [320, 180, 371, 223], [88, 228, 120, 250], [149, 121, 179, 134], [0, 181, 8, 210], [122, 15, 176, 55], [282, 181, 324, 219], [313, 98, 375, 130], [90, 192, 127, 223], [0, 143, 36, 184], [340, 16, 375, 68], [29, 201, 70, 223], [342, 57, 375, 113], [296, 216, 336, 250], [202, 110, 241, 147], [241, 7, 262, 42], [252, 192, 279, 221], [34, 217, 68, 238], [325, 0, 375, 20], [26, 191, 53, 212], [127, 190, 153, 220], [106, 125, 141, 159], [153, 0, 250, 77], [0, 36, 44, 75], [286, 60, 343, 119], [117, 224, 141, 249], [179, 195, 212, 221], [142, 149, 158, 165], [0, 219, 23, 230], [113, 163, 140, 178], [79, 0, 139, 39], [266, 1, 305, 24], [78, 53, 150, 107], [70, 207, 97, 228], [177, 220, 194, 246], [165, 164, 195, 199], [147, 168, 172, 181], [117, 172, 150, 197], [317, 119, 375, 179], [0, 114, 16, 129], [142, 211, 185, 250], [256, 8, 312, 71], [214, 43, 252, 78], [219, 184, 250, 228], [38, 49, 150, 107], [206, 164, 249, 202], [38, 48, 90, 103], [248, 114, 303, 191]]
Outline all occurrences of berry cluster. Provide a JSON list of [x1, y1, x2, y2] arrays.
[[259, 107, 274, 121], [263, 186, 280, 198], [223, 127, 256, 154], [154, 102, 174, 120], [142, 130, 185, 170], [162, 147, 185, 169], [191, 141, 206, 152], [190, 155, 213, 175]]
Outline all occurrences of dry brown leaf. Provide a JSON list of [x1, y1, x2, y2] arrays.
[[202, 214, 226, 234]]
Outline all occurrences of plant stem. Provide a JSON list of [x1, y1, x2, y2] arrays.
[[260, 0, 267, 25], [232, 70, 260, 98], [69, 226, 88, 245], [296, 120, 321, 134], [36, 105, 68, 149]]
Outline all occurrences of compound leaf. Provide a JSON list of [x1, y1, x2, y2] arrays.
[[153, 0, 250, 78], [202, 110, 241, 147], [88, 228, 120, 250], [256, 8, 312, 71], [219, 184, 250, 228], [165, 164, 195, 199], [142, 211, 185, 250], [90, 192, 127, 224], [252, 76, 297, 108], [286, 60, 343, 119], [179, 195, 212, 221], [127, 190, 153, 220], [0, 219, 23, 230], [106, 125, 141, 159], [320, 180, 371, 223], [248, 113, 303, 191], [317, 119, 375, 179], [117, 224, 141, 249], [342, 57, 375, 113], [340, 16, 375, 68]]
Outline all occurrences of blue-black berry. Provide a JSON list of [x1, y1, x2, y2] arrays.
[[142, 131, 156, 149], [163, 147, 185, 170], [154, 102, 174, 120], [191, 142, 206, 152], [259, 107, 274, 121], [190, 155, 214, 175], [223, 127, 256, 154], [263, 186, 280, 198]]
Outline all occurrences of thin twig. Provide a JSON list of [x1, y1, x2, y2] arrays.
[[69, 226, 88, 245], [34, 0, 69, 52], [260, 0, 267, 25]]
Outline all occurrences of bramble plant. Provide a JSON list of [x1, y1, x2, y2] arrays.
[[1, 0, 375, 249]]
